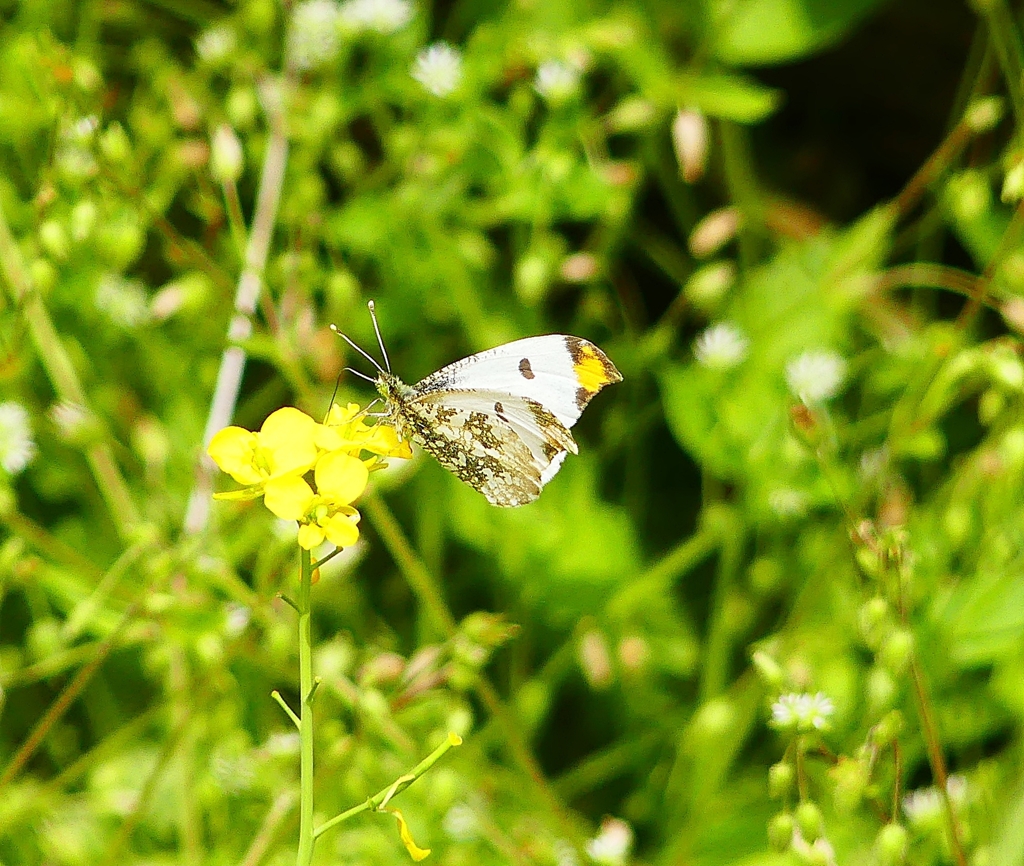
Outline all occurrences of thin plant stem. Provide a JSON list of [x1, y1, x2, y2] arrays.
[[719, 120, 763, 270], [96, 159, 234, 292], [222, 178, 248, 257], [892, 117, 976, 219], [608, 526, 718, 619], [956, 194, 1024, 328], [909, 658, 967, 866], [0, 635, 146, 689], [0, 600, 140, 788], [2, 511, 104, 579], [314, 733, 463, 839], [872, 264, 991, 310], [296, 546, 315, 866], [891, 739, 903, 823], [0, 199, 140, 538], [272, 690, 301, 730], [242, 792, 299, 866], [977, 0, 1024, 126], [43, 707, 161, 794], [698, 510, 742, 704]]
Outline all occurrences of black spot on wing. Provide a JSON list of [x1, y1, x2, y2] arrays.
[[519, 358, 535, 379]]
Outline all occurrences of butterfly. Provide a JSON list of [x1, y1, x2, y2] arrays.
[[333, 302, 622, 507]]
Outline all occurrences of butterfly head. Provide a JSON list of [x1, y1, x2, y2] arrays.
[[374, 370, 413, 408]]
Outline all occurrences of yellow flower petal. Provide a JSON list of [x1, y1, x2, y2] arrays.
[[324, 512, 360, 548], [325, 402, 361, 427], [264, 476, 315, 520], [315, 424, 345, 452], [259, 408, 319, 477], [207, 427, 263, 484], [315, 451, 369, 505], [390, 809, 431, 862], [298, 523, 325, 550], [361, 423, 412, 457]]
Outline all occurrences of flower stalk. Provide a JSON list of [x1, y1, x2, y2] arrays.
[[297, 546, 316, 866]]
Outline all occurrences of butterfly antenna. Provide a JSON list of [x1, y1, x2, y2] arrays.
[[323, 374, 343, 423], [367, 300, 391, 373], [329, 323, 385, 374], [344, 366, 377, 385]]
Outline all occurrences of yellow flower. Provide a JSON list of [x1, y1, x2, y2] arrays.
[[292, 451, 369, 550], [319, 402, 413, 462], [208, 407, 319, 492], [209, 403, 409, 551]]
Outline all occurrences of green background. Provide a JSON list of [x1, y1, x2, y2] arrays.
[[1, 0, 1022, 863]]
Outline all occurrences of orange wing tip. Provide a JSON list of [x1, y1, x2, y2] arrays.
[[567, 337, 623, 393]]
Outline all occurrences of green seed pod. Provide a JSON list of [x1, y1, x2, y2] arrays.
[[794, 801, 824, 842], [768, 761, 796, 799], [875, 823, 909, 865], [767, 812, 794, 852]]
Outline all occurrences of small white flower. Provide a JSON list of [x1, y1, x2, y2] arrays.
[[195, 25, 237, 64], [535, 60, 581, 102], [95, 274, 150, 328], [48, 400, 91, 441], [442, 803, 479, 841], [768, 487, 808, 518], [339, 0, 413, 33], [210, 124, 243, 184], [69, 116, 99, 142], [0, 403, 36, 475], [859, 446, 889, 481], [946, 774, 968, 807], [786, 350, 847, 403], [693, 322, 748, 370], [902, 786, 943, 829], [555, 840, 581, 866], [211, 750, 256, 794], [412, 42, 462, 97], [56, 117, 99, 180], [791, 829, 837, 866], [586, 817, 633, 865], [263, 731, 301, 756], [224, 603, 251, 637], [770, 692, 834, 732], [288, 0, 342, 70]]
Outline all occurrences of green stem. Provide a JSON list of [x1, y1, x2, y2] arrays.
[[979, 0, 1024, 127], [272, 690, 301, 730], [719, 120, 763, 270], [698, 510, 742, 704], [314, 733, 463, 840], [296, 547, 315, 866], [0, 601, 140, 787], [909, 658, 967, 866]]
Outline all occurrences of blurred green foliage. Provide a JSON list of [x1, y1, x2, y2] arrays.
[[2, 0, 1024, 864]]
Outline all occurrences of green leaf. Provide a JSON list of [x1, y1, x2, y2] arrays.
[[712, 0, 890, 66], [675, 72, 782, 123]]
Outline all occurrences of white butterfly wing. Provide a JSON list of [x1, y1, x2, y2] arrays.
[[412, 335, 622, 429], [401, 388, 578, 506]]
